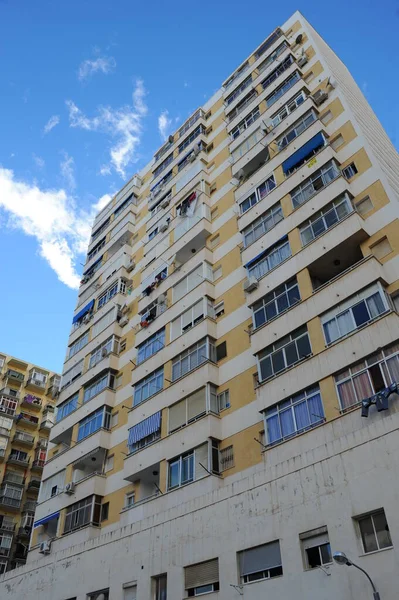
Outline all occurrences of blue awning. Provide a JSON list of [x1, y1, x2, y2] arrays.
[[245, 236, 288, 269], [72, 299, 94, 324], [34, 511, 60, 528], [282, 132, 325, 175], [128, 411, 161, 448]]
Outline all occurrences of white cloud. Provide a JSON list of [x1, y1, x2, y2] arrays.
[[60, 151, 76, 190], [0, 167, 108, 289], [158, 110, 172, 141], [33, 154, 45, 169], [66, 79, 147, 179], [43, 115, 60, 135], [78, 55, 116, 81]]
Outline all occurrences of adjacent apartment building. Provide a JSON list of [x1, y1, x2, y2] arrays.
[[2, 10, 399, 600], [0, 353, 59, 573]]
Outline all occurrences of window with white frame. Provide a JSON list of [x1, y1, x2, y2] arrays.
[[137, 328, 165, 364], [238, 540, 283, 583], [56, 393, 79, 422], [148, 226, 158, 241], [252, 277, 300, 329], [0, 437, 7, 454], [270, 91, 306, 129], [217, 389, 230, 411], [38, 470, 66, 503], [258, 41, 288, 73], [231, 107, 261, 140], [227, 89, 258, 122], [342, 162, 358, 179], [185, 558, 219, 597], [171, 299, 214, 341], [77, 407, 111, 442], [153, 152, 174, 178], [300, 194, 353, 246], [171, 338, 216, 381], [262, 54, 294, 92], [168, 442, 209, 490], [290, 160, 340, 209], [178, 124, 206, 153], [257, 326, 312, 382], [30, 370, 47, 383], [168, 386, 218, 433], [87, 237, 106, 262], [87, 589, 109, 600], [63, 495, 102, 534], [0, 416, 13, 431], [247, 237, 291, 280], [179, 109, 202, 137], [98, 280, 126, 309], [276, 110, 317, 150], [133, 368, 164, 406], [266, 70, 301, 108], [125, 492, 135, 508], [226, 75, 252, 105], [83, 372, 115, 403], [334, 342, 399, 412], [172, 263, 213, 302], [239, 174, 276, 214], [321, 283, 389, 345], [355, 509, 392, 553], [89, 336, 119, 369], [355, 195, 374, 216], [264, 386, 324, 446], [242, 202, 283, 247], [0, 533, 12, 553], [0, 396, 17, 416], [91, 218, 110, 242], [61, 360, 83, 389], [91, 307, 117, 338], [300, 527, 332, 569], [68, 331, 89, 359], [232, 128, 263, 162]]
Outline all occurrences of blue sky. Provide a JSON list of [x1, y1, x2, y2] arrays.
[[0, 0, 398, 373]]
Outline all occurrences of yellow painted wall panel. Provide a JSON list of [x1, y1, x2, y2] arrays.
[[220, 422, 264, 476]]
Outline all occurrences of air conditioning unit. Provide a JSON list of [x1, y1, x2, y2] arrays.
[[39, 541, 51, 555], [160, 198, 170, 209], [261, 118, 274, 133], [101, 348, 109, 358], [159, 222, 169, 233], [312, 89, 328, 106], [243, 277, 259, 293], [297, 54, 308, 68], [126, 259, 135, 273], [64, 482, 76, 495], [119, 315, 129, 327]]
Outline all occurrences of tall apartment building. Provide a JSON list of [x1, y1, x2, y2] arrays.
[[2, 10, 399, 600], [0, 353, 59, 573]]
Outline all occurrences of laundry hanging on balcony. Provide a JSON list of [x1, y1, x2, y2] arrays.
[[177, 191, 198, 217], [143, 268, 167, 296]]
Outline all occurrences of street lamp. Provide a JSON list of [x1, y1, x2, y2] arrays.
[[333, 552, 381, 600]]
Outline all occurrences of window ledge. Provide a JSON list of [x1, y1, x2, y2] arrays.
[[242, 574, 283, 586], [358, 546, 393, 558]]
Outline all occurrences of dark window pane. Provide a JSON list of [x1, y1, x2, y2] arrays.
[[277, 294, 289, 313], [324, 209, 339, 228], [260, 356, 273, 381], [297, 335, 311, 359], [265, 301, 278, 321], [320, 543, 332, 564], [359, 516, 378, 553], [306, 546, 321, 568], [373, 511, 392, 549], [285, 342, 299, 366], [352, 301, 370, 327], [272, 350, 286, 373], [368, 364, 385, 392], [288, 286, 300, 305], [254, 310, 266, 328]]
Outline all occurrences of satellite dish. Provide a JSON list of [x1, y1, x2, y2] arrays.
[[295, 34, 303, 44]]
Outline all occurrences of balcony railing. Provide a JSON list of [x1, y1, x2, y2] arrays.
[[23, 500, 37, 512], [27, 479, 41, 492], [0, 496, 21, 509], [17, 413, 39, 426], [3, 472, 24, 486], [21, 394, 42, 409], [32, 459, 45, 470], [13, 431, 35, 445], [3, 370, 24, 383], [7, 454, 29, 467], [26, 377, 46, 389]]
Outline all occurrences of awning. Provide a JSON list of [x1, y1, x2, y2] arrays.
[[245, 236, 288, 269], [128, 411, 161, 447], [34, 511, 60, 528], [72, 299, 95, 324], [282, 132, 325, 175]]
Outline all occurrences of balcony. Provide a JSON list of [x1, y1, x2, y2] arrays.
[[17, 412, 39, 428], [31, 459, 45, 473], [47, 375, 61, 399], [26, 376, 47, 393], [17, 526, 32, 539], [123, 462, 161, 506], [172, 203, 212, 266], [3, 369, 24, 385], [0, 496, 21, 511], [7, 454, 29, 468], [21, 394, 42, 411], [39, 417, 54, 432], [3, 472, 24, 486], [27, 479, 41, 494], [23, 500, 37, 512], [12, 431, 35, 447], [0, 518, 15, 533]]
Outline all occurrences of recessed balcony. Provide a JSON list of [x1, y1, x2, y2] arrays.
[[12, 431, 35, 448], [3, 369, 24, 385], [21, 394, 42, 411], [25, 377, 47, 393]]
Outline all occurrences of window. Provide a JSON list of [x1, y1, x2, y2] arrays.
[[392, 293, 399, 312], [61, 360, 83, 389], [113, 193, 136, 218], [214, 301, 224, 318], [266, 71, 301, 108], [258, 41, 288, 74], [171, 339, 216, 381], [68, 332, 89, 358], [0, 416, 13, 431], [300, 194, 353, 246], [290, 160, 340, 209], [253, 277, 300, 329], [119, 339, 127, 353], [220, 445, 234, 470], [257, 326, 312, 382], [227, 89, 258, 122], [242, 202, 283, 247], [300, 527, 332, 569], [320, 110, 333, 125], [105, 455, 114, 472], [0, 396, 17, 416], [178, 125, 206, 153], [331, 134, 344, 151], [276, 111, 317, 150], [91, 218, 110, 242], [209, 234, 220, 249], [137, 329, 165, 364], [231, 107, 260, 140], [356, 509, 392, 553], [179, 109, 202, 137], [0, 484, 23, 506], [123, 584, 137, 600], [342, 162, 358, 179], [185, 559, 219, 597], [0, 532, 13, 553], [128, 411, 161, 453], [153, 574, 167, 600], [255, 28, 282, 59], [91, 307, 117, 338], [210, 207, 218, 221], [226, 75, 252, 106], [87, 589, 109, 600], [56, 393, 79, 422], [322, 283, 388, 345], [100, 503, 109, 521], [89, 336, 119, 369], [206, 143, 213, 154], [134, 368, 164, 406], [270, 91, 306, 129], [265, 386, 324, 446], [77, 407, 111, 442], [83, 372, 115, 403], [111, 412, 118, 427], [125, 492, 135, 508], [171, 299, 213, 340], [247, 237, 291, 280], [240, 174, 276, 214], [335, 342, 399, 411], [87, 237, 106, 262], [238, 541, 283, 583], [64, 495, 102, 534], [9, 449, 28, 463], [153, 152, 174, 179], [98, 280, 125, 309], [370, 237, 393, 260], [148, 227, 158, 241], [173, 263, 213, 302], [216, 342, 227, 361], [217, 390, 230, 411], [262, 54, 294, 92], [212, 266, 222, 281], [168, 387, 212, 433], [355, 195, 373, 216], [168, 451, 194, 489]]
